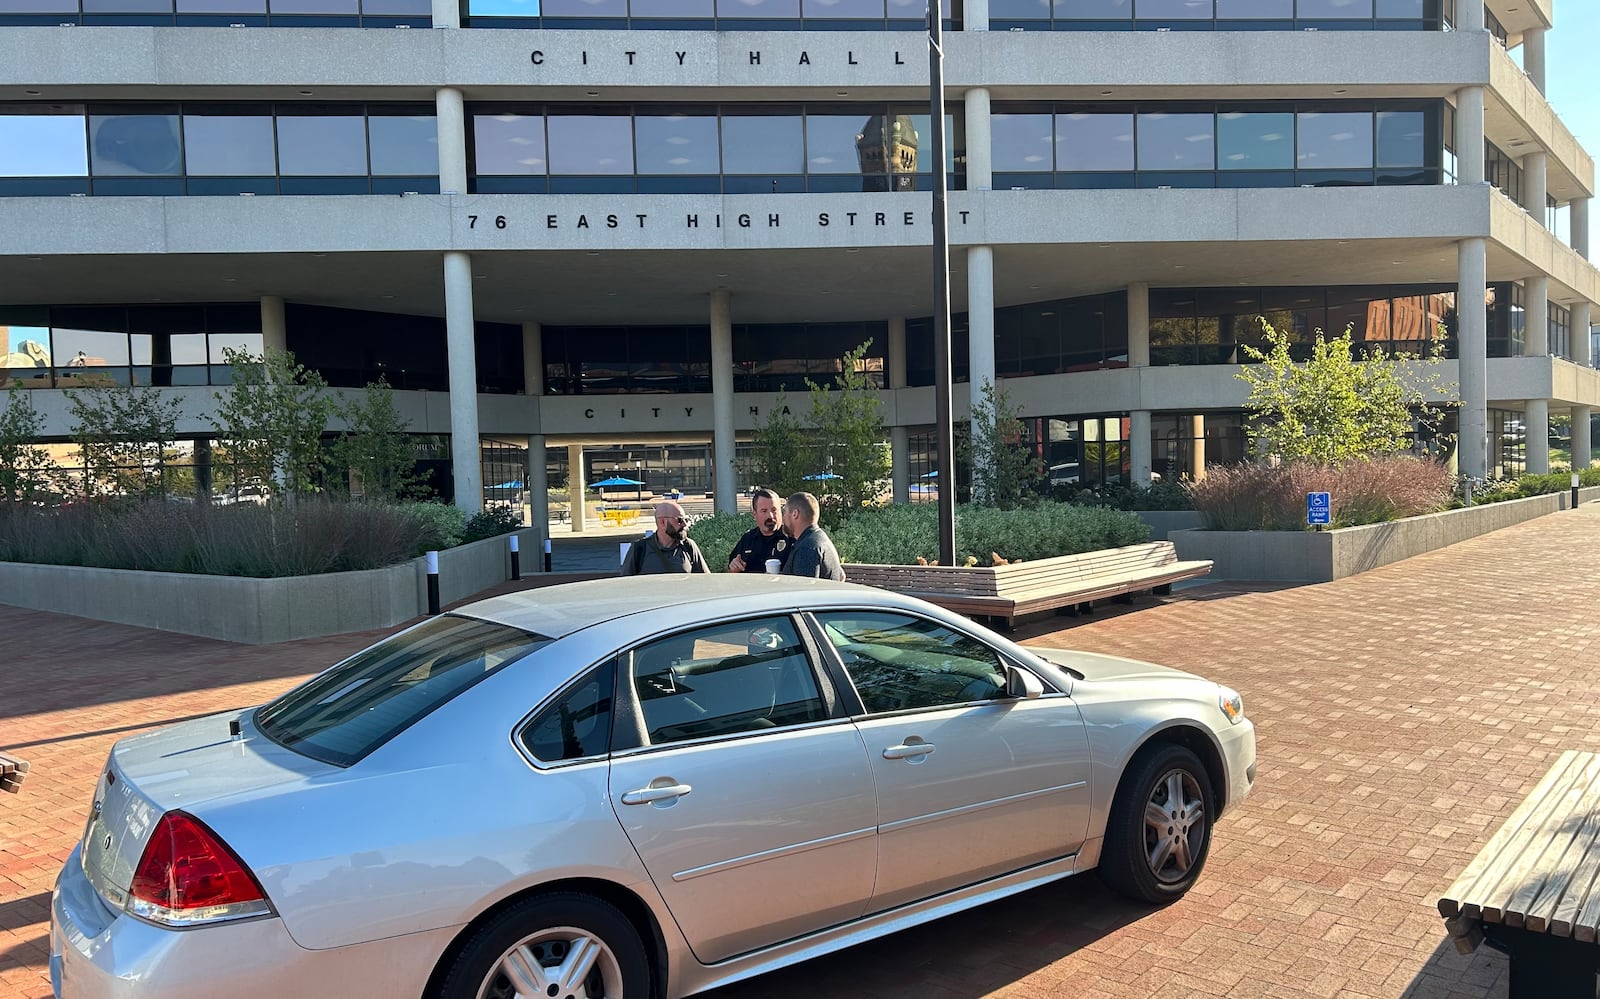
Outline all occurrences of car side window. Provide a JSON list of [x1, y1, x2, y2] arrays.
[[630, 616, 828, 745], [522, 661, 616, 764], [816, 611, 1007, 714]]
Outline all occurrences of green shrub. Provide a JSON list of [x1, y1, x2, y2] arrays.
[[395, 501, 465, 550], [462, 505, 522, 544], [1187, 456, 1453, 531], [684, 510, 749, 572], [833, 502, 1150, 566], [1056, 480, 1193, 511]]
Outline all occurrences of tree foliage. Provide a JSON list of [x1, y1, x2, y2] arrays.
[[958, 378, 1043, 509], [213, 346, 336, 501], [62, 383, 183, 500], [805, 340, 891, 519], [0, 386, 59, 505], [1236, 319, 1454, 464], [742, 389, 810, 501], [332, 377, 424, 502]]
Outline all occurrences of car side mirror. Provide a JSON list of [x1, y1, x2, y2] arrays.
[[1004, 664, 1044, 700]]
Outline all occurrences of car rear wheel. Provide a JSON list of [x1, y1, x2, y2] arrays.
[[1099, 743, 1214, 904], [436, 893, 650, 999]]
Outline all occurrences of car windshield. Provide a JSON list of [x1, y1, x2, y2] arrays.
[[256, 614, 551, 766]]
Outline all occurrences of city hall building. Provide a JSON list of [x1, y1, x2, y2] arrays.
[[1, 0, 1597, 528]]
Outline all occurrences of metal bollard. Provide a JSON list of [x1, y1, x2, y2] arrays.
[[426, 550, 441, 615], [509, 535, 521, 580], [1574, 472, 1582, 510], [543, 537, 552, 574]]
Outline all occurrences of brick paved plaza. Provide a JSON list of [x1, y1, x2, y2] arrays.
[[6, 506, 1600, 998]]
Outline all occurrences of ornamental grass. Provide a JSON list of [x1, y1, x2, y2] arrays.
[[1186, 456, 1455, 531]]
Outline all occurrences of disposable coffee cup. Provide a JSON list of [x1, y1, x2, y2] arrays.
[[764, 558, 782, 574]]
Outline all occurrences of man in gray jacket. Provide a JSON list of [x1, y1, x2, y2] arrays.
[[780, 492, 846, 581]]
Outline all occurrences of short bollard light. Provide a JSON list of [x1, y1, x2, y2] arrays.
[[509, 535, 521, 580], [1574, 472, 1582, 510], [543, 537, 552, 573], [425, 550, 441, 616]]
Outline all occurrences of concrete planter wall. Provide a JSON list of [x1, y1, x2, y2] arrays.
[[0, 527, 541, 644], [1169, 488, 1600, 582], [1137, 510, 1206, 540]]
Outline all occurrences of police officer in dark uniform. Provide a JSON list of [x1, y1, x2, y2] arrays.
[[727, 487, 791, 573]]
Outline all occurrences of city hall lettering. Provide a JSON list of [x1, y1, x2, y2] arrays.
[[473, 211, 972, 232], [529, 48, 910, 68]]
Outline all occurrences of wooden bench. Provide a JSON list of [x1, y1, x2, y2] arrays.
[[1437, 750, 1600, 996], [0, 751, 29, 793], [844, 541, 1213, 626]]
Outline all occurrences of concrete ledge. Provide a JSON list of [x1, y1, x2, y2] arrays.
[[1169, 489, 1600, 583], [0, 527, 542, 644], [1137, 511, 1205, 541]]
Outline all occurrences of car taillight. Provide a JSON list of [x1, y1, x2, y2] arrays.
[[127, 811, 274, 926]]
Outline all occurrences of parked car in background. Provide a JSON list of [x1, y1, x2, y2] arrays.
[[52, 576, 1255, 999]]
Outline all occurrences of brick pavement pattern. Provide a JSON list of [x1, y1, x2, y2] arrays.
[[6, 505, 1600, 998]]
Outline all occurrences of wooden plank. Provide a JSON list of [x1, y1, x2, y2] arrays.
[[1482, 755, 1600, 926], [1523, 762, 1600, 934], [1502, 756, 1600, 929], [1438, 751, 1592, 920], [1549, 791, 1600, 937]]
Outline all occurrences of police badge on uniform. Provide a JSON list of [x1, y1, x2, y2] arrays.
[[776, 539, 787, 552]]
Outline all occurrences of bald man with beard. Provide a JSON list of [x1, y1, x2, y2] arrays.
[[620, 500, 712, 575]]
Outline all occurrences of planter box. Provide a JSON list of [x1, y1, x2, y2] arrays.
[[1169, 487, 1600, 583], [0, 527, 542, 644]]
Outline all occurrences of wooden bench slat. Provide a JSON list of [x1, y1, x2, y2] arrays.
[[1479, 756, 1600, 925], [1502, 757, 1600, 929], [0, 751, 29, 793]]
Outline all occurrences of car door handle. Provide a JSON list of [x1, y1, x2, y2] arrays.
[[882, 742, 936, 760], [620, 783, 693, 805]]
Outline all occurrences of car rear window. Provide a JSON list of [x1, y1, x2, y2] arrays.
[[255, 615, 550, 766]]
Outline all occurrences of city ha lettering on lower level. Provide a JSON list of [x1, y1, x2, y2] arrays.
[[526, 46, 916, 69]]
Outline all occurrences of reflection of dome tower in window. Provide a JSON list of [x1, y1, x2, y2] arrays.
[[856, 115, 919, 192]]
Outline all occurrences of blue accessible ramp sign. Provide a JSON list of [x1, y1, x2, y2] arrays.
[[1307, 491, 1331, 527]]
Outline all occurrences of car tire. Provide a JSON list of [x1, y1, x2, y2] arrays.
[[434, 892, 651, 999], [1098, 743, 1215, 905]]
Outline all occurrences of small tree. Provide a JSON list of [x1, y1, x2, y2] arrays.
[[959, 379, 1043, 509], [333, 377, 422, 501], [806, 340, 891, 519], [62, 383, 183, 500], [742, 389, 811, 501], [213, 346, 336, 501], [1237, 319, 1454, 464], [0, 385, 59, 505]]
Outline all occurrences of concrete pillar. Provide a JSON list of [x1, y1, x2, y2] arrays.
[[967, 245, 996, 425], [963, 0, 986, 30], [1523, 27, 1546, 94], [1526, 399, 1549, 474], [431, 0, 458, 27], [1525, 277, 1549, 356], [443, 250, 482, 513], [1130, 410, 1152, 487], [1574, 199, 1590, 260], [1573, 405, 1593, 471], [888, 317, 910, 505], [526, 434, 548, 558], [1524, 152, 1547, 225], [1189, 414, 1206, 482], [1458, 238, 1489, 479], [1128, 282, 1150, 367], [260, 295, 286, 354], [1574, 302, 1592, 367], [567, 443, 587, 534], [710, 289, 736, 515], [521, 321, 542, 396], [964, 88, 992, 191], [1456, 87, 1486, 187], [1458, 0, 1482, 32], [435, 87, 467, 195]]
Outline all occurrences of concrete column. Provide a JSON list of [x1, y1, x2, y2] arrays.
[[1128, 282, 1150, 367], [888, 316, 909, 505], [567, 443, 587, 534], [1573, 405, 1593, 472], [521, 321, 543, 398], [1458, 238, 1489, 479], [431, 0, 458, 27], [710, 289, 736, 515], [963, 0, 987, 30], [1574, 198, 1590, 259], [443, 250, 482, 513], [1525, 277, 1549, 356], [1456, 87, 1486, 187], [260, 295, 286, 354], [1523, 27, 1546, 94], [526, 434, 548, 558], [1526, 399, 1549, 474], [964, 88, 992, 191], [967, 245, 996, 442], [1574, 302, 1592, 367], [1189, 414, 1206, 481], [1458, 0, 1482, 32], [1130, 410, 1152, 487], [435, 87, 467, 195], [1523, 152, 1547, 225], [887, 315, 907, 389]]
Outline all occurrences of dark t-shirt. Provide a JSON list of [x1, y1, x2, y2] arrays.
[[621, 537, 709, 575], [728, 527, 791, 572]]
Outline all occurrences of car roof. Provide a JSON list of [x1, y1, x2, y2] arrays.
[[453, 575, 875, 638]]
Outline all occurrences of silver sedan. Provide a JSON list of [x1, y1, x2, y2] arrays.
[[51, 575, 1255, 999]]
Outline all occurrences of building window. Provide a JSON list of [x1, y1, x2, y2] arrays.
[[0, 0, 427, 25], [1550, 302, 1571, 361], [1, 304, 264, 390], [463, 0, 955, 28], [991, 0, 1442, 30], [1484, 140, 1522, 204]]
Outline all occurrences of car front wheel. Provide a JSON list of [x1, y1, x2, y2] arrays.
[[436, 892, 651, 999], [1099, 743, 1215, 904]]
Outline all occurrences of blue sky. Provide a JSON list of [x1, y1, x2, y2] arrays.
[[1548, 5, 1600, 152]]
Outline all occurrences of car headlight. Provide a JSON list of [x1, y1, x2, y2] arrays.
[[1218, 686, 1244, 725]]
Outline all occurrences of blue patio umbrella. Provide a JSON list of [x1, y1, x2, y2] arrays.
[[803, 472, 843, 480], [591, 475, 647, 501], [920, 470, 938, 477]]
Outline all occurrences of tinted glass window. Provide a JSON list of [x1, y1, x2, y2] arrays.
[[717, 0, 800, 16], [522, 661, 615, 763], [1135, 0, 1209, 16], [209, 332, 264, 361], [805, 113, 872, 175], [0, 0, 78, 10], [1216, 112, 1293, 170], [634, 113, 719, 174], [182, 114, 275, 176], [991, 113, 1054, 172], [1057, 113, 1134, 171], [83, 0, 172, 12], [1375, 110, 1424, 167], [1297, 111, 1373, 169], [803, 0, 883, 16], [1298, 0, 1371, 14], [631, 616, 826, 744], [631, 0, 714, 14], [1137, 113, 1213, 171], [1375, 0, 1419, 14], [474, 113, 546, 175], [368, 114, 437, 175], [721, 115, 804, 174], [0, 114, 87, 177], [544, 0, 625, 15], [1055, 0, 1131, 14], [468, 0, 540, 13], [177, 0, 268, 11], [269, 0, 359, 12], [277, 114, 367, 175], [547, 114, 633, 175], [1215, 0, 1288, 14], [54, 328, 130, 366], [818, 611, 1007, 713], [90, 114, 182, 177], [256, 615, 550, 767]]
